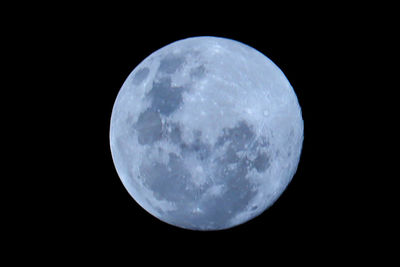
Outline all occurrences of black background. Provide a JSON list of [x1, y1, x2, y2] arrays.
[[14, 4, 380, 259]]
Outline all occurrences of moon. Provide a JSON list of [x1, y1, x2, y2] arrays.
[[110, 36, 303, 230]]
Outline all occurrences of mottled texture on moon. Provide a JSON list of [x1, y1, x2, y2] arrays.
[[110, 36, 304, 230]]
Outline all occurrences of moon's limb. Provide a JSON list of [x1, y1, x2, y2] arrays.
[[110, 36, 303, 230]]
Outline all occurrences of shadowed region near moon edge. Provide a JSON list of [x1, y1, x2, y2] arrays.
[[135, 109, 162, 145], [132, 67, 150, 85]]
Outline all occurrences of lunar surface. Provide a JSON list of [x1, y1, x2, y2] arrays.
[[110, 36, 303, 230]]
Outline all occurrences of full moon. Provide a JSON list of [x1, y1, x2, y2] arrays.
[[110, 36, 303, 230]]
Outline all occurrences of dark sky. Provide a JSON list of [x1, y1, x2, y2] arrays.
[[69, 24, 349, 238], [12, 5, 377, 258]]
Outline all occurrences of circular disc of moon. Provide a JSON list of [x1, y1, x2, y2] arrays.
[[110, 36, 303, 230]]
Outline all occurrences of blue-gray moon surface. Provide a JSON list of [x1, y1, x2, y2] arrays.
[[110, 36, 303, 230]]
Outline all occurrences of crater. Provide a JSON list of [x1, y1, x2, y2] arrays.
[[190, 65, 206, 78], [216, 121, 271, 173], [196, 158, 256, 228], [147, 77, 184, 116], [132, 67, 150, 85], [253, 152, 270, 172], [139, 153, 193, 203], [216, 121, 256, 152], [135, 108, 162, 145], [166, 122, 182, 144], [163, 167, 257, 231], [180, 133, 211, 161], [158, 54, 185, 74], [142, 120, 267, 229], [175, 121, 259, 228], [164, 123, 211, 162]]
